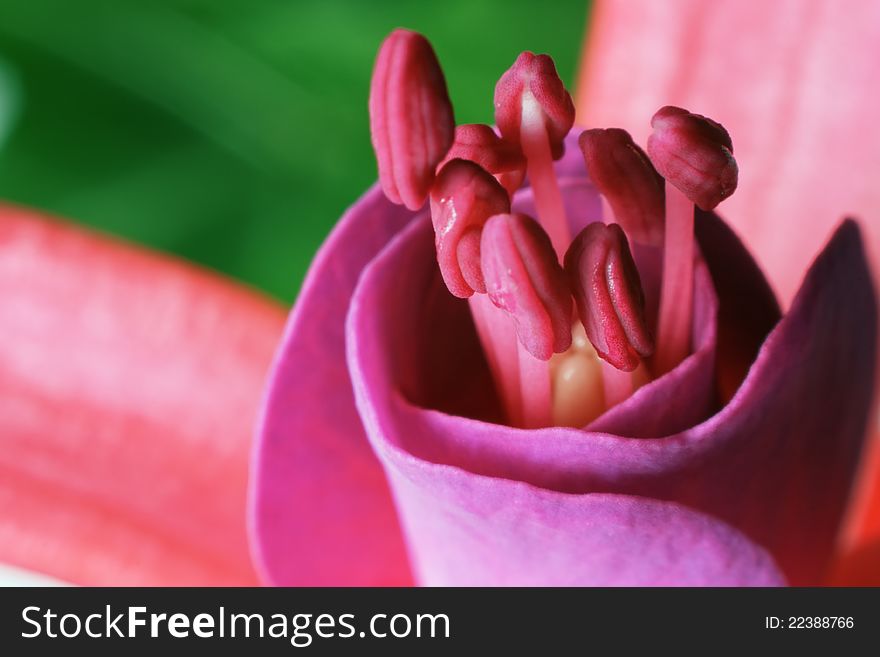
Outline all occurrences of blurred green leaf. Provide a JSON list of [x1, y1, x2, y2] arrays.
[[0, 57, 22, 148], [0, 0, 589, 302]]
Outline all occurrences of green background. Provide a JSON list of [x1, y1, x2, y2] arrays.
[[0, 0, 589, 302]]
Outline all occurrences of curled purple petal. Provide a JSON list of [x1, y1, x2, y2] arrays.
[[250, 185, 416, 586], [343, 155, 874, 584], [256, 132, 873, 586]]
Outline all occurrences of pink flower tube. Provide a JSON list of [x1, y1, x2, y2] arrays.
[[251, 120, 876, 584]]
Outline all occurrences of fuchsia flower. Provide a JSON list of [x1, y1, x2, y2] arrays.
[[250, 28, 876, 586], [1, 6, 878, 587]]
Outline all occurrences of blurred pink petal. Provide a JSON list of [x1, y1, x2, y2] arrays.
[[576, 0, 880, 306], [830, 437, 880, 584], [0, 205, 285, 585]]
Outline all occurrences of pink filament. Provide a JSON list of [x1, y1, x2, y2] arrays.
[[596, 198, 647, 405], [520, 115, 571, 257], [655, 181, 695, 374], [469, 293, 523, 427], [518, 342, 552, 428], [601, 358, 633, 407]]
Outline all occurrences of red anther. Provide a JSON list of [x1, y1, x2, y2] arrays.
[[564, 222, 654, 371], [437, 124, 526, 196], [481, 213, 573, 361], [369, 29, 455, 210], [647, 106, 738, 211], [493, 52, 575, 160], [578, 128, 665, 246], [430, 159, 510, 298], [456, 228, 485, 293]]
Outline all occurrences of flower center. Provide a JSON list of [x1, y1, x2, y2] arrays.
[[368, 29, 738, 429]]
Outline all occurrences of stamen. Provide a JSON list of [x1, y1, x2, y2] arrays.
[[597, 196, 651, 403], [471, 283, 563, 430], [456, 228, 485, 293], [564, 222, 653, 371], [647, 106, 738, 211], [481, 213, 573, 361], [654, 184, 696, 374], [518, 340, 552, 429], [469, 292, 524, 427], [437, 124, 526, 197], [430, 159, 510, 298], [494, 53, 574, 159], [494, 52, 575, 255], [604, 360, 650, 407], [648, 106, 738, 374], [369, 29, 455, 210], [578, 128, 665, 246]]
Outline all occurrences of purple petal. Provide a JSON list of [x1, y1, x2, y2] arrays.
[[256, 128, 871, 585], [383, 473, 784, 586], [250, 185, 415, 586], [693, 207, 782, 401]]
